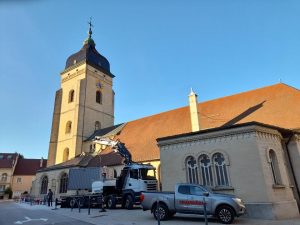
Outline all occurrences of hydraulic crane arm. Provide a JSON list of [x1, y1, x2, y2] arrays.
[[93, 137, 132, 165]]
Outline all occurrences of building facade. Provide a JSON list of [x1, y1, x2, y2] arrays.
[[0, 153, 18, 198]]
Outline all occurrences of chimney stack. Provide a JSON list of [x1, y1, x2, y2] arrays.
[[189, 88, 200, 132], [40, 157, 44, 168]]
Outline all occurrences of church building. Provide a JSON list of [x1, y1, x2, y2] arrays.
[[31, 25, 300, 219]]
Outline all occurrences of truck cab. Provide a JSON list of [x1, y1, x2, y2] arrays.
[[118, 164, 157, 192]]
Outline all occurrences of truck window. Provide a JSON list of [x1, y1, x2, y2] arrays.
[[130, 169, 139, 179], [140, 168, 156, 180], [178, 185, 190, 194], [190, 186, 206, 196]]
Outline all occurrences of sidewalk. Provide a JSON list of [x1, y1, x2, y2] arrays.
[[18, 202, 300, 225]]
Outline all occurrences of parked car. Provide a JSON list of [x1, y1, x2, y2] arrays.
[[140, 183, 246, 224]]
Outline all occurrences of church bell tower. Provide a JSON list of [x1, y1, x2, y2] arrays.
[[47, 22, 115, 166]]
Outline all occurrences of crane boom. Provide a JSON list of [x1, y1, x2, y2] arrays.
[[93, 137, 132, 165]]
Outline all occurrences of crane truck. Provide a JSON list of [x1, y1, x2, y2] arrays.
[[91, 137, 158, 209], [60, 137, 158, 209]]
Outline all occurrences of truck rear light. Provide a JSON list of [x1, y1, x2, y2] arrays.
[[140, 194, 145, 202]]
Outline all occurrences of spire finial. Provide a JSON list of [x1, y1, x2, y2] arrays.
[[83, 17, 95, 46], [88, 17, 93, 39]]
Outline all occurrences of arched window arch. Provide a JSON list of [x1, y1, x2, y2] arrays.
[[185, 156, 199, 184], [65, 121, 72, 134], [59, 173, 68, 193], [113, 169, 117, 178], [95, 121, 101, 131], [1, 173, 7, 182], [269, 150, 282, 185], [63, 148, 69, 162], [68, 90, 74, 103], [40, 176, 48, 194], [213, 153, 229, 186], [198, 154, 213, 186], [96, 91, 102, 104]]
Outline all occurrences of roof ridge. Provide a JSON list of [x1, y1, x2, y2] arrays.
[[199, 83, 298, 105]]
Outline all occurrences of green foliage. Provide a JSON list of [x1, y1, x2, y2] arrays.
[[4, 187, 13, 199]]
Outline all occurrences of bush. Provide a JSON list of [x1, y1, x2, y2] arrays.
[[4, 187, 13, 199]]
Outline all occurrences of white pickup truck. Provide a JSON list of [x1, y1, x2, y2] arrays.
[[140, 183, 246, 224]]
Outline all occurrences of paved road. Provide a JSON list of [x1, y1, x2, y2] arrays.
[[0, 201, 93, 225], [1, 201, 300, 225]]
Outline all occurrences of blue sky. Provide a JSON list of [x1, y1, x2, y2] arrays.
[[1, 0, 300, 159]]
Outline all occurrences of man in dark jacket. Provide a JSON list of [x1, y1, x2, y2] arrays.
[[47, 189, 53, 207]]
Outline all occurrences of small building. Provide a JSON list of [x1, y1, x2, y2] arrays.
[[12, 158, 47, 198]]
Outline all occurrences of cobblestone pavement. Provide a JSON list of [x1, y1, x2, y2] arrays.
[[16, 201, 300, 225]]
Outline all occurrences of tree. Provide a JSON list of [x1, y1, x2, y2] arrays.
[[4, 187, 12, 199]]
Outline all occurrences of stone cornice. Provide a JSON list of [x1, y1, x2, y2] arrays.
[[61, 61, 114, 78], [158, 124, 282, 149], [61, 61, 86, 75]]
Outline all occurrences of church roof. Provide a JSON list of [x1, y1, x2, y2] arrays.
[[39, 152, 123, 172], [103, 83, 300, 162]]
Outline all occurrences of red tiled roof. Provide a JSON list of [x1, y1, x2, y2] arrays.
[[113, 83, 300, 162], [14, 159, 47, 175], [0, 153, 18, 168]]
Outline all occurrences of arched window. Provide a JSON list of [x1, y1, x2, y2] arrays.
[[269, 150, 282, 185], [96, 91, 102, 104], [59, 173, 68, 193], [65, 121, 72, 134], [185, 156, 199, 184], [1, 173, 7, 182], [199, 154, 213, 186], [213, 153, 229, 186], [40, 176, 48, 194], [95, 121, 101, 131], [68, 90, 74, 103], [63, 148, 69, 162]]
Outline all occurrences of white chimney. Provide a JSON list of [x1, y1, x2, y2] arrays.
[[189, 88, 200, 132], [40, 157, 44, 167]]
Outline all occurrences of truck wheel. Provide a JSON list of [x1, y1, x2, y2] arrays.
[[124, 195, 134, 210], [216, 205, 235, 224], [153, 204, 169, 221], [107, 195, 116, 209]]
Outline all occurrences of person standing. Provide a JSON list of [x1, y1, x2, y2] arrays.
[[47, 189, 53, 207]]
